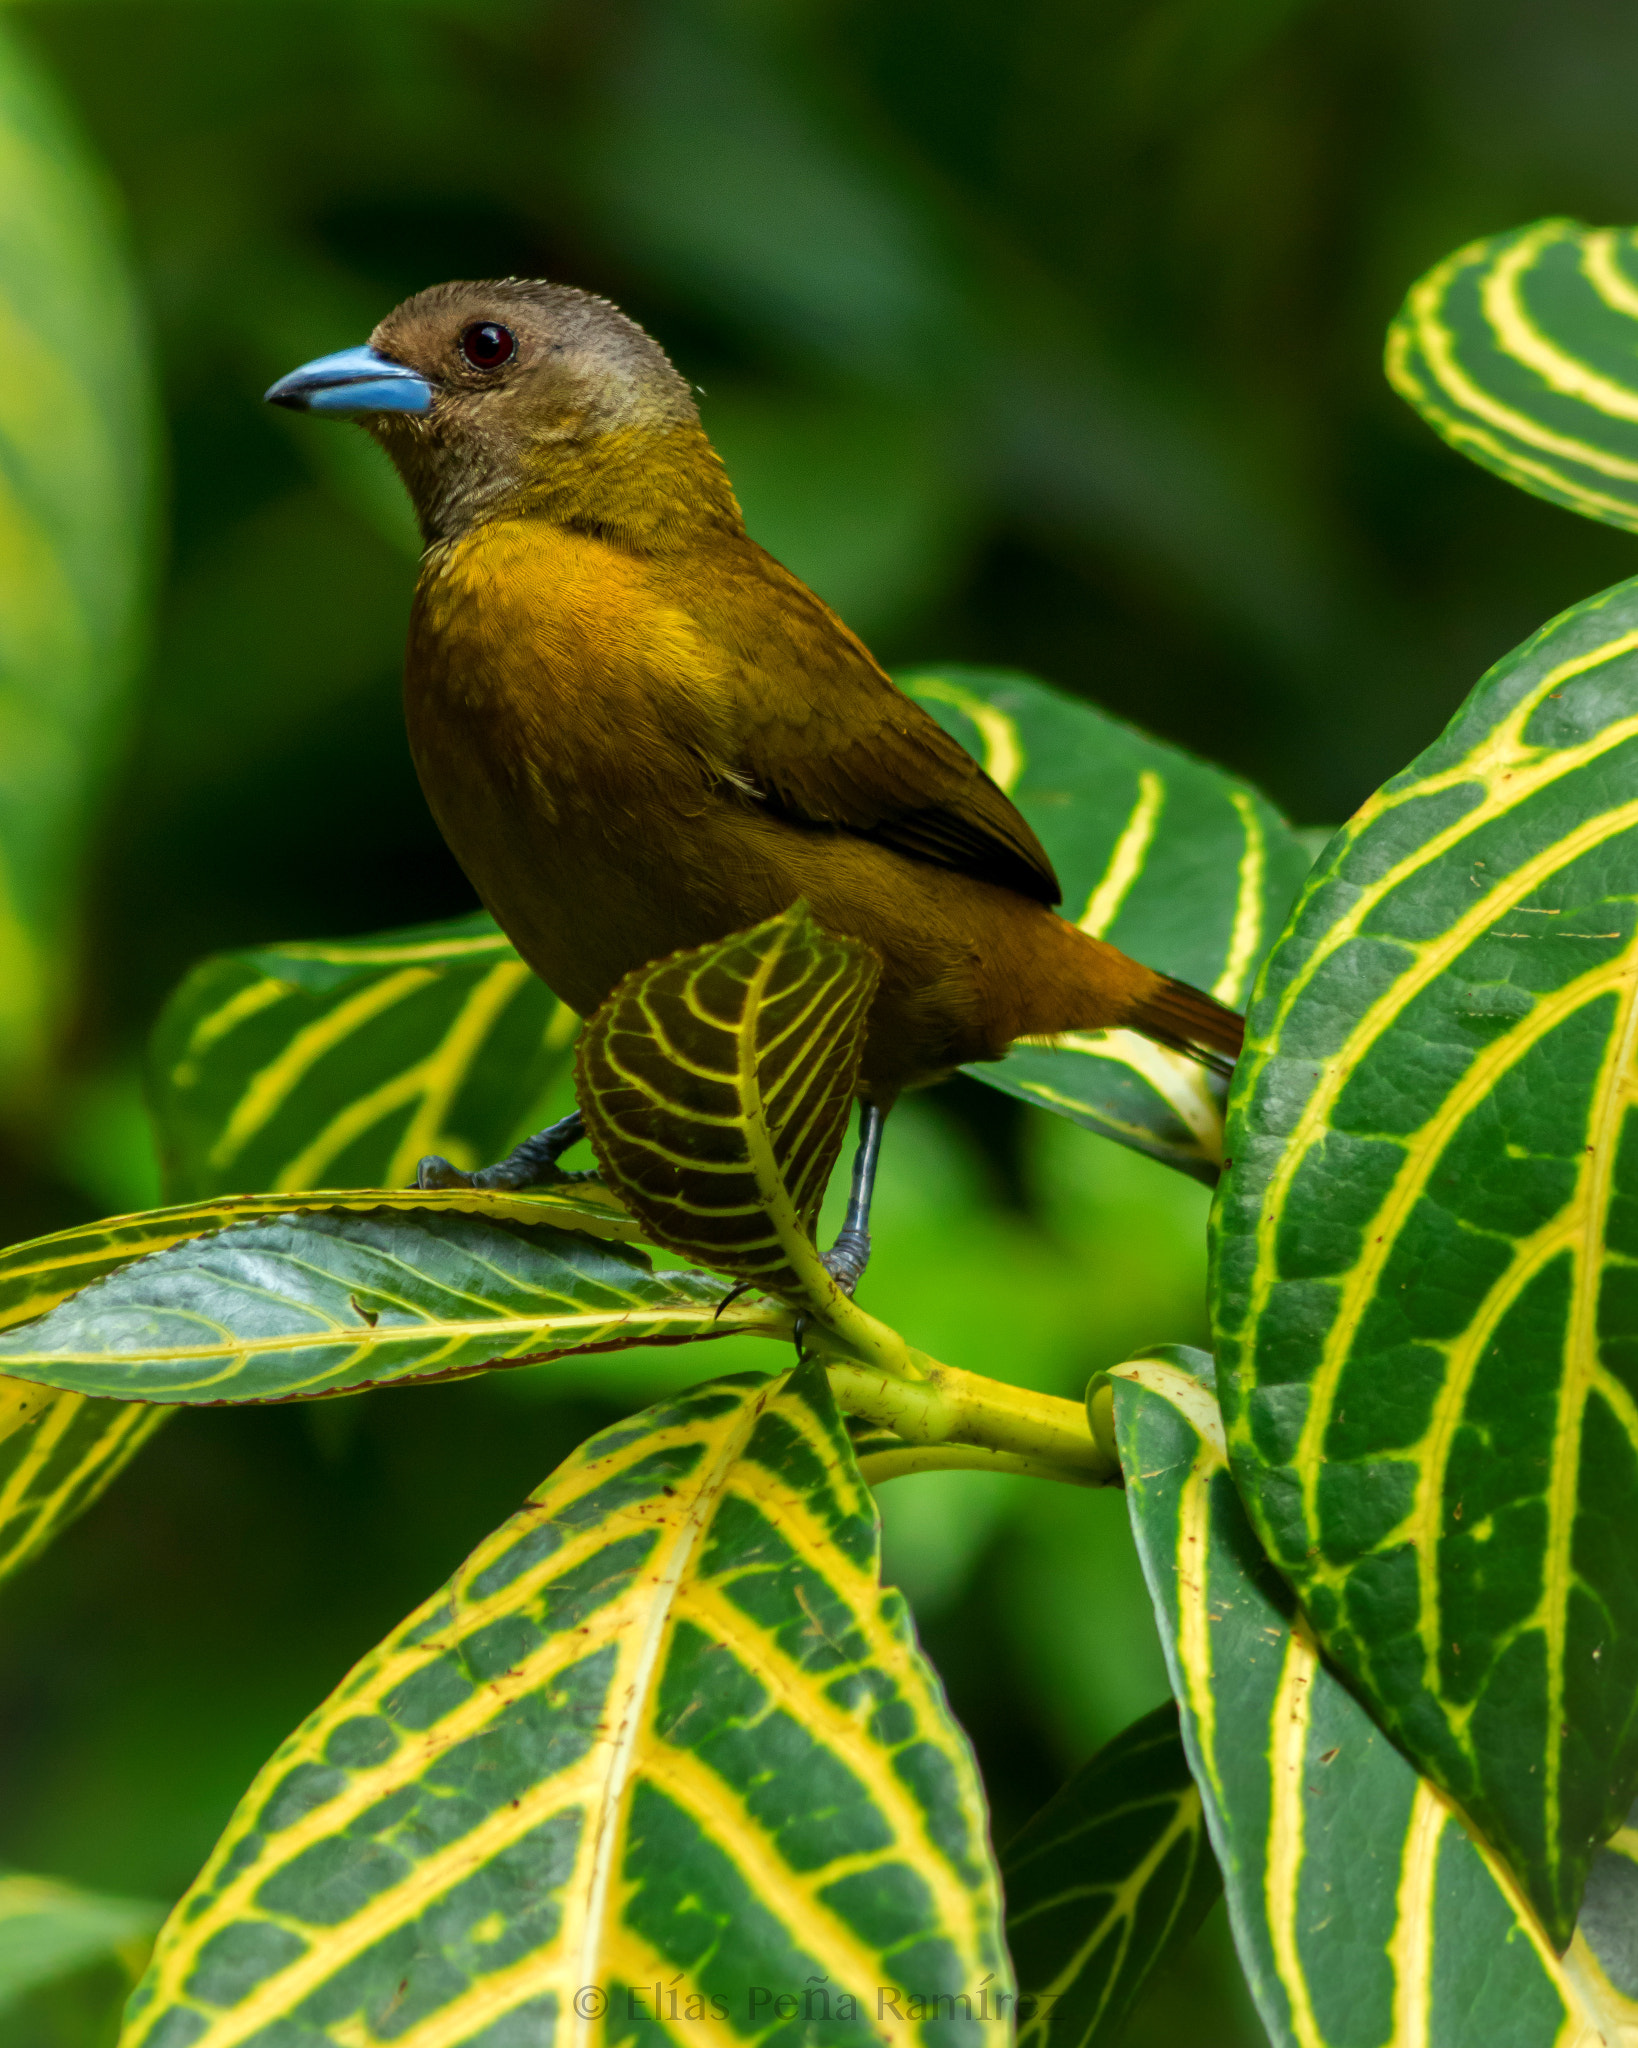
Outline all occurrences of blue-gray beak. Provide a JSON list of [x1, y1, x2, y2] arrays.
[[264, 345, 433, 417]]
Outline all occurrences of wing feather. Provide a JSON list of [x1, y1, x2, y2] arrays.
[[694, 543, 1061, 906]]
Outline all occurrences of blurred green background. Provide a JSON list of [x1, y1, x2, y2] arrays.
[[4, 1, 1638, 2039]]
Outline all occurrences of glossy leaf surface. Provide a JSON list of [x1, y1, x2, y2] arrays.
[[906, 671, 1309, 1183], [1001, 1700, 1219, 2048], [1213, 577, 1638, 1940], [1388, 218, 1638, 533], [0, 1869, 163, 2016], [578, 905, 877, 1293], [0, 1202, 786, 1405], [122, 1364, 1009, 2048], [0, 1183, 617, 1322], [0, 21, 153, 1091], [148, 912, 577, 1199], [0, 1186, 277, 1587], [0, 1179, 632, 1558], [1114, 1349, 1638, 2048]]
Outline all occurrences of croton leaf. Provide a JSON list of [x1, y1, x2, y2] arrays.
[[1001, 1699, 1219, 2048], [147, 911, 577, 1200], [0, 1198, 787, 1406], [577, 904, 878, 1295], [120, 1362, 1010, 2048], [1388, 218, 1638, 533], [0, 1186, 312, 1586], [0, 20, 154, 1094], [0, 1184, 630, 1335], [1212, 575, 1638, 1942], [0, 1868, 164, 2017], [0, 1376, 163, 1586], [1113, 1348, 1638, 2048], [905, 670, 1309, 1184]]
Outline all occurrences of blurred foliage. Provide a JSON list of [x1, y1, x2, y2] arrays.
[[0, 15, 151, 1113], [3, 1, 1638, 2041]]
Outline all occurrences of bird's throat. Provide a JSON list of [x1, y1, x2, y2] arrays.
[[378, 415, 745, 554]]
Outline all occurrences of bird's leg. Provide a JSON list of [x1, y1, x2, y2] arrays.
[[821, 1102, 886, 1294], [417, 1110, 595, 1192]]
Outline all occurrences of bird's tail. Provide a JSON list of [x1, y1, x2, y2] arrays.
[[1124, 973, 1244, 1078], [1009, 916, 1246, 1077]]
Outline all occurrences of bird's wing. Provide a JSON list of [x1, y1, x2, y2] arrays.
[[698, 544, 1061, 907]]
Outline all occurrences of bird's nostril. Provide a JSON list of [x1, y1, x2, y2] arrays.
[[460, 321, 516, 371]]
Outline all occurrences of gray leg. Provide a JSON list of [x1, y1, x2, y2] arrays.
[[417, 1110, 592, 1192], [822, 1103, 886, 1293]]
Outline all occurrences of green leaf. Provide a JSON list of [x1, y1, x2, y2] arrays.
[[121, 1362, 1011, 2048], [1211, 575, 1638, 1941], [0, 1193, 228, 1590], [0, 19, 154, 1091], [0, 1182, 636, 1328], [0, 1199, 789, 1406], [1001, 1700, 1220, 2048], [0, 1869, 164, 2017], [0, 1184, 633, 1575], [905, 670, 1309, 1184], [1113, 1348, 1637, 2048], [1388, 218, 1638, 533], [0, 1376, 164, 1585], [577, 904, 878, 1294], [147, 912, 578, 1201]]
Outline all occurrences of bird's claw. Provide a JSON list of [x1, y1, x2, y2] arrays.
[[414, 1111, 596, 1194], [820, 1227, 870, 1296], [416, 1153, 474, 1190], [415, 1152, 602, 1193]]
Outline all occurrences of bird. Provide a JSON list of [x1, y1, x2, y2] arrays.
[[266, 281, 1243, 1288]]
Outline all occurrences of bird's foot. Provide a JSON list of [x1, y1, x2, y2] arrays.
[[415, 1111, 597, 1192], [820, 1225, 871, 1296]]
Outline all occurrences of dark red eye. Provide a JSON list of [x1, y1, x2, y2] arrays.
[[459, 321, 515, 371]]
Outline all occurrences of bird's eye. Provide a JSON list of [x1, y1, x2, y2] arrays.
[[459, 321, 516, 371]]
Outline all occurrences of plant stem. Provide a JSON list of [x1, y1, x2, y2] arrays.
[[854, 1440, 1106, 1488], [818, 1343, 1116, 1485]]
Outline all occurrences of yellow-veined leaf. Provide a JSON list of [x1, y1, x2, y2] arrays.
[[0, 1183, 634, 1336], [1001, 1700, 1219, 2048], [0, 1197, 781, 1405], [577, 905, 878, 1295], [120, 1363, 1011, 2048], [147, 912, 578, 1199], [1213, 575, 1638, 1940], [0, 1374, 163, 1585], [0, 1173, 624, 1576], [0, 19, 154, 1093], [1115, 1348, 1636, 2048], [1388, 218, 1638, 533], [0, 1178, 639, 1574], [906, 669, 1309, 1184]]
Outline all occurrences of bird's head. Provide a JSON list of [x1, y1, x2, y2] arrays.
[[266, 280, 724, 547]]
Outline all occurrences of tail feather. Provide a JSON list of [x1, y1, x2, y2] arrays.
[[1126, 973, 1244, 1078]]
